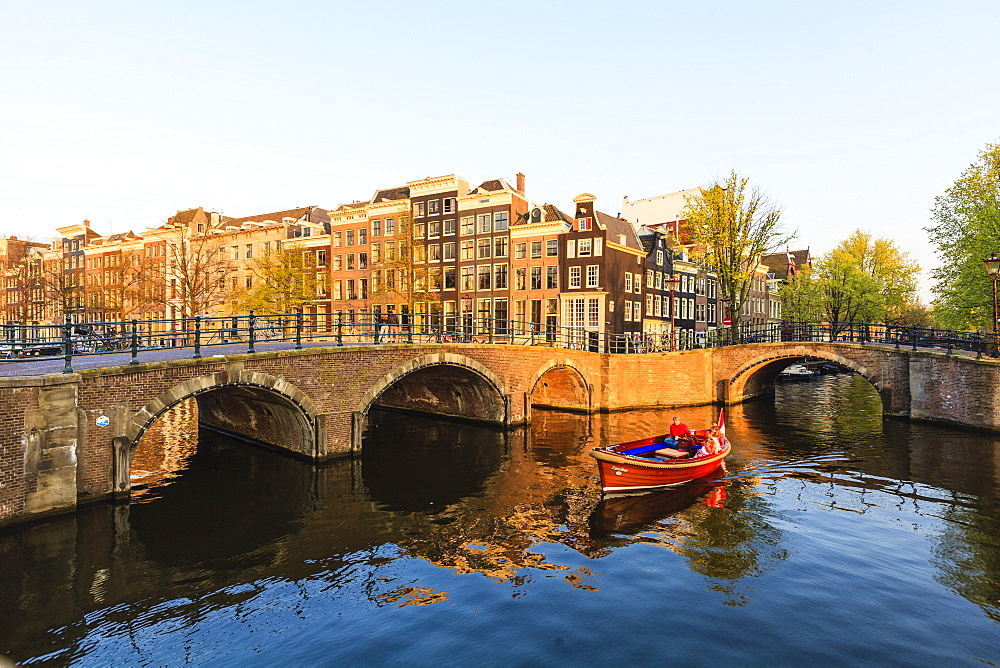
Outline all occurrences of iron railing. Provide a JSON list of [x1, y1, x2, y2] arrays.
[[1, 313, 997, 374]]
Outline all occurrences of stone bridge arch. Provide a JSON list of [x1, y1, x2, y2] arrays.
[[527, 358, 592, 412], [721, 345, 894, 411], [352, 352, 511, 451], [120, 369, 322, 494]]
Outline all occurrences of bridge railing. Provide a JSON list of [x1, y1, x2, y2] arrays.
[[2, 313, 998, 374]]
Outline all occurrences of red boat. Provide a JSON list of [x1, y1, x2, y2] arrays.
[[589, 411, 730, 493]]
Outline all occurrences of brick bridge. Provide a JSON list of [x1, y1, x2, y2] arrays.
[[2, 341, 998, 527]]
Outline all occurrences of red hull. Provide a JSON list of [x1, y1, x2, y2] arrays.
[[589, 429, 730, 492]]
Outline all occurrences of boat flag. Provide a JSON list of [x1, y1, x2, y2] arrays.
[[717, 409, 726, 436]]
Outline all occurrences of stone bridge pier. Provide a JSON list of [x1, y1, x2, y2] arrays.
[[3, 340, 1000, 528]]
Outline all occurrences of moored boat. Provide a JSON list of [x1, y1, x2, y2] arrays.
[[589, 411, 730, 493], [778, 363, 819, 380]]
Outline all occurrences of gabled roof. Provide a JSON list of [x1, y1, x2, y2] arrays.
[[370, 186, 410, 202], [221, 207, 315, 226], [761, 249, 812, 280], [596, 211, 644, 252], [469, 178, 515, 195]]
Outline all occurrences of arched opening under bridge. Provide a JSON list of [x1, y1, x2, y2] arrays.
[[529, 365, 591, 413], [728, 354, 889, 412], [369, 362, 506, 424]]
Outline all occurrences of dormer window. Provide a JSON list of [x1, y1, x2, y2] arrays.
[[577, 217, 592, 231]]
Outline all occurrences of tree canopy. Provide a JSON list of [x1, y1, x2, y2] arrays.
[[780, 229, 920, 330], [682, 170, 794, 331], [235, 243, 319, 314], [926, 141, 1000, 329]]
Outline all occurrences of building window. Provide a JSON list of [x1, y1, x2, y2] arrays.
[[444, 218, 456, 235], [346, 230, 355, 246], [429, 244, 441, 261], [385, 218, 395, 235], [346, 254, 355, 270], [624, 300, 632, 322], [461, 266, 475, 291], [569, 266, 582, 288], [478, 238, 492, 259], [494, 212, 509, 231], [494, 264, 508, 289], [594, 238, 603, 256], [530, 241, 542, 259], [333, 255, 343, 271], [371, 243, 380, 263], [546, 265, 558, 289], [246, 244, 253, 258], [515, 242, 527, 259], [317, 250, 327, 266], [478, 214, 492, 234], [359, 253, 368, 269], [477, 265, 491, 290], [656, 250, 664, 265], [578, 238, 592, 257], [625, 273, 632, 292], [461, 240, 475, 260], [414, 202, 426, 217], [530, 266, 542, 290], [566, 240, 576, 258], [443, 198, 456, 214], [586, 265, 599, 288], [546, 239, 558, 257], [429, 220, 441, 237], [428, 199, 440, 215], [444, 266, 456, 289], [577, 217, 592, 231], [494, 237, 508, 258], [359, 228, 368, 245], [461, 216, 474, 235], [443, 241, 456, 260], [515, 267, 526, 290], [372, 219, 381, 237]]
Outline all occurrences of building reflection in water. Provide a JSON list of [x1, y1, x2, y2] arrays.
[[1, 372, 997, 666], [129, 398, 200, 500]]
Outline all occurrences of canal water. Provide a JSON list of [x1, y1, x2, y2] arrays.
[[1, 374, 998, 665]]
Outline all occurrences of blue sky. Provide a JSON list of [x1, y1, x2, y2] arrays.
[[2, 0, 998, 299]]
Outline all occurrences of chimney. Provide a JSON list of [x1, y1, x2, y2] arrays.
[[516, 172, 525, 196]]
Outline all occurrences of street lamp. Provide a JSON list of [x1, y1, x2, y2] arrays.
[[983, 252, 1000, 350]]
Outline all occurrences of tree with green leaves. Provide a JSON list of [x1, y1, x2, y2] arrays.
[[235, 243, 318, 314], [778, 268, 823, 322], [780, 230, 921, 331], [682, 170, 794, 332], [926, 141, 1000, 330]]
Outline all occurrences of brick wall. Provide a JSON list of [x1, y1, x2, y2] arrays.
[[3, 341, 1000, 528]]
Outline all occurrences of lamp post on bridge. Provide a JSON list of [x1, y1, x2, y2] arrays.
[[983, 252, 1000, 355]]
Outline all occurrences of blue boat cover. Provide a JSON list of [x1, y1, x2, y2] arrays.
[[619, 443, 666, 456]]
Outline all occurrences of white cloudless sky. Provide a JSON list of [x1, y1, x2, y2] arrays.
[[2, 0, 998, 300]]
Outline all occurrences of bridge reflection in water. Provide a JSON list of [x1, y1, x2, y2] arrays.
[[0, 374, 998, 665]]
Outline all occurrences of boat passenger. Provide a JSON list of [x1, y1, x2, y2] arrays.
[[692, 429, 724, 458], [668, 416, 690, 440]]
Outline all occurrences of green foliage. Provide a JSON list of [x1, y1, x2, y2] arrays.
[[682, 170, 794, 331], [926, 141, 1000, 330], [780, 230, 920, 329], [235, 244, 318, 314], [778, 269, 822, 321]]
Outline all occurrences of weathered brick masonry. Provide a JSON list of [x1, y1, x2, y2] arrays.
[[2, 342, 998, 527]]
